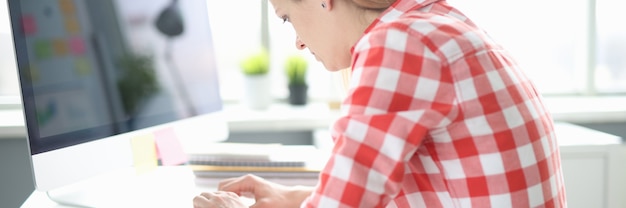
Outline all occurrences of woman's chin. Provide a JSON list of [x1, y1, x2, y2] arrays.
[[323, 65, 340, 71]]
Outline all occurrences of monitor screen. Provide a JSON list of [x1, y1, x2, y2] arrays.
[[7, 0, 228, 199]]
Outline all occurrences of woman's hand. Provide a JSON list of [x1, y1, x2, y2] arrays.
[[193, 174, 314, 208], [219, 174, 314, 208], [193, 191, 247, 208]]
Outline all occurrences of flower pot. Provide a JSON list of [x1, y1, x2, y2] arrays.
[[243, 74, 271, 110], [288, 84, 308, 105]]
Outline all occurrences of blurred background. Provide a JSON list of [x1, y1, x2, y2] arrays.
[[1, 0, 625, 207]]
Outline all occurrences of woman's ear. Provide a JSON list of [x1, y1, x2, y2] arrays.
[[322, 0, 333, 10]]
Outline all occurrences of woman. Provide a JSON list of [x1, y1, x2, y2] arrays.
[[194, 0, 567, 207]]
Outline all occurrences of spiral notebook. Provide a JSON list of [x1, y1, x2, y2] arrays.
[[187, 153, 307, 169], [186, 143, 326, 176]]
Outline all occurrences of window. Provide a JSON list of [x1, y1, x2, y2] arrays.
[[0, 1, 19, 99], [448, 0, 626, 95], [595, 0, 626, 93], [206, 1, 343, 103], [2, 1, 625, 108], [203, 1, 263, 102]]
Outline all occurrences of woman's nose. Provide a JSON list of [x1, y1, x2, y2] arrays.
[[295, 37, 306, 50]]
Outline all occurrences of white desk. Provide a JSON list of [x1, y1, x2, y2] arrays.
[[21, 123, 626, 208], [19, 166, 262, 208]]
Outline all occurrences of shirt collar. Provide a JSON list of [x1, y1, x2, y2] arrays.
[[364, 0, 442, 34], [351, 0, 442, 54]]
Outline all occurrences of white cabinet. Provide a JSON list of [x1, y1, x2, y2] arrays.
[[556, 123, 626, 208]]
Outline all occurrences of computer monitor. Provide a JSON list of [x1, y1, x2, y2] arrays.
[[7, 0, 228, 206]]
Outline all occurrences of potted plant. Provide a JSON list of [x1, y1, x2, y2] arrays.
[[284, 54, 308, 105], [240, 49, 272, 110], [116, 53, 160, 128]]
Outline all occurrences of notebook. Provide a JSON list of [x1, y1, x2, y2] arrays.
[[186, 143, 327, 178]]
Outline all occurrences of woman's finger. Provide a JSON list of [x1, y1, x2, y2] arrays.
[[192, 194, 211, 208], [218, 174, 260, 193], [200, 192, 215, 198]]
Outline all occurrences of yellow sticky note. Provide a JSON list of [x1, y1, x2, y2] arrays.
[[130, 134, 158, 174]]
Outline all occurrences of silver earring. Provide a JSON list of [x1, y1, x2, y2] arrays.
[[321, 2, 326, 8]]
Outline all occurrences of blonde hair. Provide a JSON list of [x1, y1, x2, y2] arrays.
[[340, 68, 351, 90], [352, 0, 397, 10]]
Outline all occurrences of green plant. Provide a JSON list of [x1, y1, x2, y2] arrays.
[[240, 49, 270, 75], [284, 54, 308, 86], [116, 53, 159, 116]]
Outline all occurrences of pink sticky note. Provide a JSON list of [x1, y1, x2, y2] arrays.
[[21, 14, 37, 35], [69, 37, 86, 55], [154, 127, 188, 166]]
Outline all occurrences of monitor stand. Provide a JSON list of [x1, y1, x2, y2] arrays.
[[45, 166, 203, 207]]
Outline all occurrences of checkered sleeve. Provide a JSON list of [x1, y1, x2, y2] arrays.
[[301, 25, 457, 207]]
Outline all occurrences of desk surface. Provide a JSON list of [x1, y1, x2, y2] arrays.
[[20, 166, 261, 208], [19, 123, 623, 207]]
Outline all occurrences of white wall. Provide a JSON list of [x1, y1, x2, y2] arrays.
[[0, 1, 19, 96]]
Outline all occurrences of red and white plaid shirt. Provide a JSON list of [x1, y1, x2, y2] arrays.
[[301, 0, 567, 207]]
